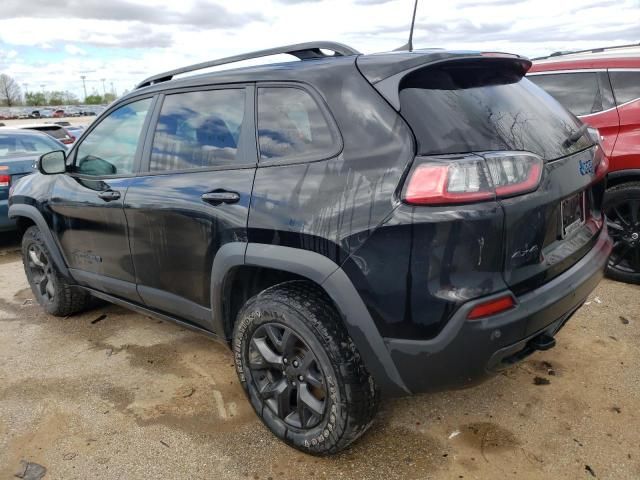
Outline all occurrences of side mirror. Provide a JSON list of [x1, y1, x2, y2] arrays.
[[38, 150, 67, 175]]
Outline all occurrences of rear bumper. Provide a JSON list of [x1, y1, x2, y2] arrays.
[[0, 200, 16, 231], [385, 226, 612, 394]]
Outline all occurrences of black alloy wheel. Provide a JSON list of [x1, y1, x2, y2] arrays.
[[248, 323, 327, 429], [26, 242, 56, 303], [606, 198, 640, 278]]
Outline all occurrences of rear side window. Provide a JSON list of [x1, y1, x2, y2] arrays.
[[609, 71, 640, 105], [257, 87, 337, 162], [399, 61, 592, 161], [150, 89, 246, 171], [528, 72, 615, 116]]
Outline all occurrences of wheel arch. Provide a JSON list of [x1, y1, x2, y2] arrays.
[[211, 242, 410, 395], [8, 204, 70, 277], [607, 169, 640, 189]]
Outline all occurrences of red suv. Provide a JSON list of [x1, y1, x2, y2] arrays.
[[529, 44, 640, 284]]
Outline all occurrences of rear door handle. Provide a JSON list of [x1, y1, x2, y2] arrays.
[[201, 191, 240, 205], [98, 190, 121, 202]]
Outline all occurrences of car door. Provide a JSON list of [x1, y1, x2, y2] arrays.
[[49, 96, 155, 301], [124, 85, 256, 330], [528, 71, 620, 157]]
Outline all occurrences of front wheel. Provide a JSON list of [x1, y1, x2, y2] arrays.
[[604, 182, 640, 285], [233, 281, 378, 455]]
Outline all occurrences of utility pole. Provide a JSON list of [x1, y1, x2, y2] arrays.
[[80, 75, 87, 102], [101, 78, 106, 96], [110, 81, 116, 96]]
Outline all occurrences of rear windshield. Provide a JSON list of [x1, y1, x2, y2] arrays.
[[399, 61, 592, 160], [0, 133, 61, 158], [29, 126, 66, 139]]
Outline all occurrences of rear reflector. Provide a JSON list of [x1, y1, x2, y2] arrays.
[[404, 152, 543, 205], [467, 294, 516, 320], [0, 174, 9, 188]]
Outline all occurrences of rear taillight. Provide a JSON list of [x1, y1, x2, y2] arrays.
[[403, 152, 543, 205], [0, 174, 9, 188], [467, 294, 516, 320], [593, 145, 609, 182]]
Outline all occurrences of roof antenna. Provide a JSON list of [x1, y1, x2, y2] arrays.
[[394, 0, 419, 52]]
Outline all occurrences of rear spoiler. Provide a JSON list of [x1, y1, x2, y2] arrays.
[[357, 52, 531, 110]]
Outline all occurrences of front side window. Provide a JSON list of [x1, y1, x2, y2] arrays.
[[75, 98, 152, 176], [257, 87, 337, 162], [609, 71, 640, 105], [528, 72, 615, 116], [150, 89, 245, 171]]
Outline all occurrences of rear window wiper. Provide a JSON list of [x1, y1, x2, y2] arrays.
[[563, 124, 589, 148]]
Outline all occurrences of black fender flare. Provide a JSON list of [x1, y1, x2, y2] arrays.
[[8, 204, 70, 278], [211, 242, 410, 396]]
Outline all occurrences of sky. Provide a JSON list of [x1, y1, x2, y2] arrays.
[[0, 0, 638, 101]]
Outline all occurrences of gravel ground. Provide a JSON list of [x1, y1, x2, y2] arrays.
[[0, 231, 639, 479]]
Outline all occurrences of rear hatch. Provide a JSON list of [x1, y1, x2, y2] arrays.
[[372, 56, 606, 296]]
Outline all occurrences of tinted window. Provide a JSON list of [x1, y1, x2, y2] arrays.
[[76, 98, 151, 176], [0, 133, 61, 158], [150, 89, 245, 171], [609, 71, 640, 105], [399, 62, 592, 160], [29, 126, 67, 140], [257, 87, 336, 161], [528, 72, 615, 116]]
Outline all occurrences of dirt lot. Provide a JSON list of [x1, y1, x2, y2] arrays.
[[0, 232, 639, 480]]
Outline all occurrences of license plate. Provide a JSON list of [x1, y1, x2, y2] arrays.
[[561, 192, 585, 237]]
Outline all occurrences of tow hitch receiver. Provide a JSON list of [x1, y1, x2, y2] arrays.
[[528, 333, 556, 351]]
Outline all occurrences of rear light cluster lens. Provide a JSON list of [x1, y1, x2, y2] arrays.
[[593, 145, 609, 181], [0, 174, 9, 188], [404, 152, 543, 205]]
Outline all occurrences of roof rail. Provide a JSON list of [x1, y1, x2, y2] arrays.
[[136, 41, 361, 89], [532, 42, 640, 61]]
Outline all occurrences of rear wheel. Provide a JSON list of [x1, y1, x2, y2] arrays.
[[22, 225, 92, 316], [604, 182, 640, 285], [233, 281, 378, 455]]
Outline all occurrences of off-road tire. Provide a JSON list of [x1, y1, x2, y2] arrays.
[[21, 225, 92, 316], [604, 182, 640, 285], [233, 280, 379, 455]]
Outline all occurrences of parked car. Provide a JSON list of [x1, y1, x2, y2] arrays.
[[64, 126, 85, 142], [529, 43, 640, 284], [53, 109, 65, 118], [9, 42, 611, 454], [0, 129, 66, 231], [11, 124, 75, 145]]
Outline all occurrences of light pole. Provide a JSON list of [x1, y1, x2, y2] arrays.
[[40, 84, 46, 106], [110, 81, 116, 97], [101, 78, 106, 97], [80, 75, 87, 103]]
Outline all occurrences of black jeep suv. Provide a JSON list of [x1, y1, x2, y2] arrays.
[[9, 42, 612, 454]]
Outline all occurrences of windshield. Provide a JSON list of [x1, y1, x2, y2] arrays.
[[399, 61, 593, 160], [0, 133, 62, 158]]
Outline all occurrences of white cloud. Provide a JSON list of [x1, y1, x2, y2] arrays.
[[64, 44, 87, 56], [0, 0, 637, 100]]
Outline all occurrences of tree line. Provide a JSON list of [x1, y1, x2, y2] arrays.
[[0, 73, 116, 107]]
